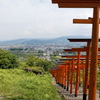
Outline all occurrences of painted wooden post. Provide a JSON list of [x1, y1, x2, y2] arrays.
[[70, 58, 74, 93], [83, 66, 85, 83], [64, 65, 67, 89], [74, 70, 76, 85], [79, 66, 81, 86], [60, 69, 62, 86], [88, 7, 99, 100], [61, 67, 64, 87], [83, 42, 91, 100], [56, 69, 59, 84], [75, 51, 80, 97], [67, 63, 71, 91], [58, 70, 60, 84]]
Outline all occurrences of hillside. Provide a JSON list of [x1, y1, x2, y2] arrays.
[[0, 35, 90, 46]]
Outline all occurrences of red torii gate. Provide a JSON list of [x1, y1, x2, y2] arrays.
[[67, 38, 100, 99], [50, 57, 100, 98], [60, 58, 86, 94], [60, 55, 100, 95], [57, 58, 85, 91], [61, 46, 100, 98], [54, 61, 69, 87], [62, 54, 87, 96], [51, 1, 100, 100]]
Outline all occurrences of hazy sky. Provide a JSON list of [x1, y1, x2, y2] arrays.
[[0, 0, 95, 41]]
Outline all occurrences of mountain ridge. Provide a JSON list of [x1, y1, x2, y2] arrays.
[[0, 35, 90, 46]]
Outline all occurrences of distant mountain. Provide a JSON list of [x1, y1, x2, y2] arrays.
[[0, 35, 90, 46]]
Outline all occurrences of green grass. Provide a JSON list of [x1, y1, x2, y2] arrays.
[[97, 71, 100, 90], [0, 69, 60, 100], [61, 95, 66, 100], [50, 55, 61, 60], [73, 70, 100, 90]]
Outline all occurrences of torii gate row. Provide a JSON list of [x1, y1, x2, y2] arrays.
[[50, 56, 100, 96], [54, 64, 69, 87], [67, 38, 100, 99], [50, 60, 73, 88], [50, 58, 100, 95], [61, 59, 100, 93], [53, 59, 100, 96], [62, 61, 85, 92], [53, 63, 75, 89], [61, 54, 100, 97], [56, 59, 86, 89], [54, 59, 86, 90], [53, 61, 86, 94], [61, 54, 89, 94], [54, 63, 91, 94], [60, 58, 88, 94], [51, 0, 100, 99]]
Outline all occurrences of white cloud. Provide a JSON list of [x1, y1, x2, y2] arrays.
[[0, 0, 94, 40]]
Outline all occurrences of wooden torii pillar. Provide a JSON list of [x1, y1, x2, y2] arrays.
[[72, 11, 100, 100]]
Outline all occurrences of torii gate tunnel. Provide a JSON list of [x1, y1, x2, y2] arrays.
[[51, 1, 100, 100]]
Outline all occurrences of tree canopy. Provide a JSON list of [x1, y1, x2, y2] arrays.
[[25, 56, 55, 72], [0, 49, 18, 69]]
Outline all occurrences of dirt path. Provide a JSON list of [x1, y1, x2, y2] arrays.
[[51, 76, 100, 100], [0, 97, 3, 100]]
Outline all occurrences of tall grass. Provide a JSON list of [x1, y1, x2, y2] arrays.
[[0, 69, 60, 100]]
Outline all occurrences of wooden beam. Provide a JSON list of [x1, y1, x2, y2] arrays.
[[52, 0, 100, 3], [64, 48, 87, 52], [73, 19, 93, 24], [64, 48, 100, 52], [58, 3, 100, 8]]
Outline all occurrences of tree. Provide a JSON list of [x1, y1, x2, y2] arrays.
[[0, 49, 18, 69], [25, 56, 55, 72]]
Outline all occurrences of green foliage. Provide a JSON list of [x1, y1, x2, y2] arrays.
[[97, 71, 100, 90], [0, 69, 60, 100], [61, 95, 66, 100], [25, 56, 55, 72], [0, 49, 18, 69], [98, 65, 100, 70], [50, 55, 61, 60], [32, 67, 44, 73], [38, 50, 44, 53], [25, 56, 38, 67]]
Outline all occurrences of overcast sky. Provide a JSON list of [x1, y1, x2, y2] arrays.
[[0, 0, 95, 41]]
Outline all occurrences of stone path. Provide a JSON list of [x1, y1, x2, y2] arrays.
[[0, 97, 3, 100], [52, 77, 100, 100]]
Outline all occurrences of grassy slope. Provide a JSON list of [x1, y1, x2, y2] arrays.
[[0, 69, 60, 100], [97, 71, 100, 90]]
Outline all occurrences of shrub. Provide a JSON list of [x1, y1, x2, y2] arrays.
[[25, 56, 55, 72], [0, 49, 18, 69]]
